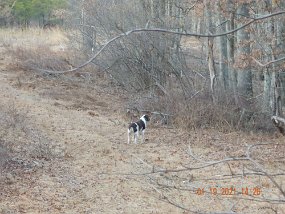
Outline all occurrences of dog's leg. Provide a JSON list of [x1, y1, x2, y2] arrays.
[[134, 131, 138, 144], [127, 129, 130, 144], [142, 130, 145, 143]]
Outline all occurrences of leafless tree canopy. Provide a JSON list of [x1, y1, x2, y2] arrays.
[[61, 0, 285, 132]]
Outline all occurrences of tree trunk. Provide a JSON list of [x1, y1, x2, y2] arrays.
[[204, 0, 216, 103], [236, 2, 253, 113], [262, 1, 276, 114], [263, 69, 272, 113], [151, 0, 167, 86], [263, 2, 283, 108], [270, 1, 283, 119], [227, 0, 238, 104], [217, 1, 229, 91], [277, 0, 285, 107]]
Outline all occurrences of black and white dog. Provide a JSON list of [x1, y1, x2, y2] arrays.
[[128, 115, 150, 144]]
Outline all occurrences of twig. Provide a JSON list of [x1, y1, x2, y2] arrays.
[[126, 107, 174, 117]]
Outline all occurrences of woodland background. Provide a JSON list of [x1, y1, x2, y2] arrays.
[[1, 0, 285, 132], [0, 0, 285, 213]]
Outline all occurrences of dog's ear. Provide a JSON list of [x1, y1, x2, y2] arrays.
[[146, 111, 151, 117], [145, 114, 150, 121]]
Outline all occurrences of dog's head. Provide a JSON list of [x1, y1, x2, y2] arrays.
[[141, 114, 150, 122]]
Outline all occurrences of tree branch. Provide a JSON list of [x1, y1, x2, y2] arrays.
[[34, 10, 285, 74], [252, 56, 285, 68]]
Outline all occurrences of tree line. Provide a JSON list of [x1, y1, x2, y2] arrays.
[[0, 0, 66, 27], [1, 0, 285, 133]]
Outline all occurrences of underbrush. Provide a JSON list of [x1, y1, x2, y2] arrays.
[[129, 86, 276, 133]]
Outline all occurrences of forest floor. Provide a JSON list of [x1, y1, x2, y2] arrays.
[[0, 29, 284, 214]]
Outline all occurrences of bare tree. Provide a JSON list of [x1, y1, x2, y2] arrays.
[[236, 2, 253, 120], [217, 1, 229, 91], [204, 0, 217, 103]]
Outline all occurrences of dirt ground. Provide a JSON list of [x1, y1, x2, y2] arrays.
[[0, 30, 285, 214]]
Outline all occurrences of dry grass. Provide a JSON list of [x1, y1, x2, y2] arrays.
[[1, 27, 73, 72], [0, 27, 68, 51]]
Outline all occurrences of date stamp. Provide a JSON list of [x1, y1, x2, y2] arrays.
[[196, 187, 262, 196]]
